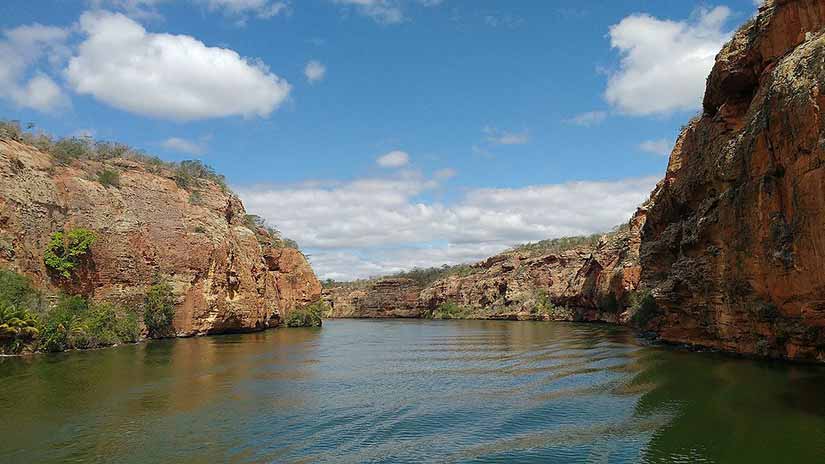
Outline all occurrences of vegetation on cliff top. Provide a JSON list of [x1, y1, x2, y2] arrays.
[[0, 119, 227, 192], [244, 214, 300, 250]]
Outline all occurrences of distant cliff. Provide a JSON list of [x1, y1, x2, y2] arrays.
[[0, 134, 321, 338], [324, 213, 648, 323]]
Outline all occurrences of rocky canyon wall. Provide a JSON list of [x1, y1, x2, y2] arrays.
[[0, 137, 321, 336], [639, 0, 825, 361]]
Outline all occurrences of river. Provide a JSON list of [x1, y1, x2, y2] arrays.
[[2, 319, 825, 463]]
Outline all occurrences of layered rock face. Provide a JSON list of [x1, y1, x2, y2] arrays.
[[324, 213, 647, 322], [0, 138, 321, 336], [420, 213, 646, 322], [323, 278, 424, 318], [640, 0, 825, 360]]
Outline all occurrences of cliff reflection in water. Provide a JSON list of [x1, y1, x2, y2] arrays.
[[2, 320, 825, 463]]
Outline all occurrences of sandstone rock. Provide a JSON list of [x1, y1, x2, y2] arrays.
[[640, 0, 825, 361], [323, 278, 424, 318], [0, 138, 321, 336], [419, 211, 647, 322]]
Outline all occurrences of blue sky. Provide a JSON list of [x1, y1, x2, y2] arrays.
[[0, 0, 761, 280]]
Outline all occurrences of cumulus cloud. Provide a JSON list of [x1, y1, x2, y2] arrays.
[[376, 150, 410, 168], [304, 60, 326, 83], [65, 11, 290, 121], [0, 23, 70, 112], [484, 126, 529, 145], [639, 138, 672, 157], [162, 136, 208, 155], [605, 6, 733, 116], [567, 110, 607, 127], [238, 174, 656, 280]]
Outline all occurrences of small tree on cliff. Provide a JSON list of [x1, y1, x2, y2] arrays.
[[143, 282, 176, 338], [43, 228, 97, 279]]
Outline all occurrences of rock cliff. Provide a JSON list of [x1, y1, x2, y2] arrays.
[[419, 213, 647, 322], [324, 212, 647, 323], [0, 136, 322, 337], [639, 0, 825, 360], [323, 278, 425, 318], [323, 0, 825, 362]]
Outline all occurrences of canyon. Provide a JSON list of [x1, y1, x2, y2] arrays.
[[0, 136, 322, 339], [325, 0, 825, 362]]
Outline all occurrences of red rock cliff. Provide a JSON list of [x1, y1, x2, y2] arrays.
[[640, 0, 825, 360], [0, 137, 321, 336]]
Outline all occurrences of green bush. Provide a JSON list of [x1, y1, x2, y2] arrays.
[[431, 301, 469, 320], [629, 289, 659, 327], [43, 229, 97, 278], [38, 295, 139, 352], [51, 137, 93, 165], [283, 301, 325, 328], [174, 160, 226, 191], [38, 295, 88, 352], [0, 269, 42, 310], [143, 282, 176, 337], [0, 302, 39, 354], [97, 169, 120, 188]]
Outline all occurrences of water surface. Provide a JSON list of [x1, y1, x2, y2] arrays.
[[2, 319, 825, 463]]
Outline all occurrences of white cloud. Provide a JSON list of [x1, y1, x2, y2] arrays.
[[639, 138, 672, 157], [304, 60, 326, 83], [162, 136, 208, 155], [333, 0, 405, 24], [484, 126, 529, 145], [0, 23, 71, 112], [332, 0, 443, 24], [238, 174, 656, 280], [567, 110, 607, 127], [90, 0, 289, 22], [376, 150, 410, 168], [605, 6, 732, 116], [65, 11, 291, 121], [203, 0, 289, 19]]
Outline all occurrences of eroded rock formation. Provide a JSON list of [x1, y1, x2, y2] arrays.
[[640, 0, 825, 360], [324, 213, 647, 322], [323, 278, 425, 318], [0, 138, 321, 336]]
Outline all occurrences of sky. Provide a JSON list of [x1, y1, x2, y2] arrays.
[[0, 0, 762, 280]]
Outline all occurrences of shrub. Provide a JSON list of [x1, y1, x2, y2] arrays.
[[174, 160, 226, 191], [189, 191, 203, 205], [283, 300, 325, 328], [38, 295, 88, 352], [0, 302, 39, 354], [629, 289, 659, 327], [432, 301, 469, 320], [51, 137, 93, 164], [43, 229, 97, 278], [0, 269, 42, 310], [143, 282, 176, 337], [0, 120, 23, 140], [97, 169, 120, 188], [194, 225, 207, 234], [37, 295, 139, 351]]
